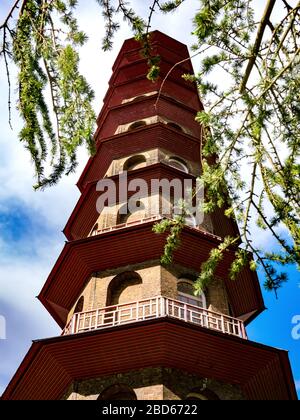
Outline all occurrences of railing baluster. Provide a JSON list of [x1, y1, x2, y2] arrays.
[[184, 303, 188, 322], [63, 296, 247, 340], [241, 322, 247, 339], [95, 309, 99, 329], [160, 297, 165, 317], [81, 313, 84, 333], [89, 313, 92, 331], [71, 315, 76, 334], [221, 315, 225, 334]]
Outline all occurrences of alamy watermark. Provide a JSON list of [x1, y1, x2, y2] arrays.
[[96, 172, 204, 224], [0, 315, 6, 340], [292, 315, 300, 340]]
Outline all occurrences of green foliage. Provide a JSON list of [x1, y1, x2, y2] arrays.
[[153, 0, 300, 295], [229, 249, 249, 280], [159, 1, 186, 13], [3, 0, 96, 189], [189, 0, 300, 294], [153, 214, 186, 265], [263, 265, 288, 298], [147, 64, 160, 81], [96, 0, 146, 51], [1, 0, 299, 294], [195, 236, 239, 294]]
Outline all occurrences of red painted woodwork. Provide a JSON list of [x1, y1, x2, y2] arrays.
[[65, 163, 197, 241], [66, 163, 240, 242], [2, 319, 297, 400], [39, 221, 264, 328], [103, 75, 202, 111], [112, 32, 192, 72], [77, 123, 202, 191], [95, 93, 202, 140], [3, 30, 296, 401]]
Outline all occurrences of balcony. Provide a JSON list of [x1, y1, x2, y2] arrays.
[[63, 296, 247, 339], [91, 215, 162, 236], [90, 215, 221, 242]]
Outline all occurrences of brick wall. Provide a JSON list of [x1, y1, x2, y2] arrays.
[[207, 277, 230, 315], [106, 148, 200, 178], [66, 262, 231, 326], [98, 96, 201, 139], [64, 368, 245, 400]]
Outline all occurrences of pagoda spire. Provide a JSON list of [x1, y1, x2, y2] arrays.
[[2, 31, 297, 401]]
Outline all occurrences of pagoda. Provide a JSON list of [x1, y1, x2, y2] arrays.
[[2, 31, 297, 400]]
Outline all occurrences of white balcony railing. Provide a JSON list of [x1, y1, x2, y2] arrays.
[[63, 296, 247, 339], [91, 215, 163, 237]]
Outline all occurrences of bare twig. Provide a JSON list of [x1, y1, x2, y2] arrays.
[[2, 35, 12, 129], [0, 0, 22, 30], [0, 0, 22, 128], [154, 50, 203, 110], [240, 0, 277, 92], [146, 0, 159, 34]]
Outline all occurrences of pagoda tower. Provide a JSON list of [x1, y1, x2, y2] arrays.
[[2, 31, 297, 401]]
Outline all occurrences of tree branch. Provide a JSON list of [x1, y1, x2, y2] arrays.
[[146, 0, 159, 34], [240, 0, 277, 93], [0, 0, 22, 30]]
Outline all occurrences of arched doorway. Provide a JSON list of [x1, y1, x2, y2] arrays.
[[186, 388, 220, 400], [177, 279, 207, 325], [117, 202, 146, 226], [105, 272, 143, 325], [177, 279, 206, 309], [123, 155, 147, 172], [74, 296, 84, 314], [167, 157, 189, 173], [98, 384, 137, 400]]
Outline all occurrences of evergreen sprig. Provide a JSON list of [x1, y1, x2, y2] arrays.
[[4, 0, 96, 189], [1, 0, 299, 294]]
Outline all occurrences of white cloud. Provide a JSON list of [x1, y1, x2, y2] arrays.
[[1, 0, 298, 397], [0, 0, 204, 396]]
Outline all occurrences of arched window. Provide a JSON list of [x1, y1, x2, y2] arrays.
[[74, 296, 84, 314], [186, 388, 220, 400], [178, 279, 206, 309], [167, 157, 189, 173], [128, 120, 147, 131], [107, 272, 143, 307], [186, 394, 208, 400], [167, 122, 184, 132], [131, 94, 147, 102], [98, 384, 137, 400], [91, 223, 99, 236], [123, 155, 147, 172], [118, 202, 146, 225]]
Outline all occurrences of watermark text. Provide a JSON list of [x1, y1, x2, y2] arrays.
[[96, 172, 204, 225], [0, 315, 6, 340], [292, 315, 300, 340]]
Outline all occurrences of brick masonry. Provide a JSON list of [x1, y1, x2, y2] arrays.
[[64, 368, 245, 400], [106, 147, 200, 180], [67, 261, 231, 324]]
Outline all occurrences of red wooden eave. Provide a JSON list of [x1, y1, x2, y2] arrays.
[[2, 318, 297, 400], [39, 221, 265, 329], [64, 163, 197, 241]]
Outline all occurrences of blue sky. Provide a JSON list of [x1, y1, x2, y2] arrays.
[[0, 0, 299, 399]]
